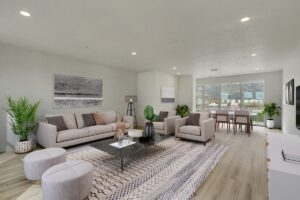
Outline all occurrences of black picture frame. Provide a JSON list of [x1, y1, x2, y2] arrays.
[[285, 79, 294, 105]]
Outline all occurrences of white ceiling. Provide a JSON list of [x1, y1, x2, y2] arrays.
[[0, 0, 300, 77]]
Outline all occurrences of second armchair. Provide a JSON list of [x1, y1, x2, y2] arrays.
[[153, 110, 180, 135]]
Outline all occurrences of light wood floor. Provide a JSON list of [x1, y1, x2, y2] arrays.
[[0, 126, 279, 200], [192, 126, 280, 200]]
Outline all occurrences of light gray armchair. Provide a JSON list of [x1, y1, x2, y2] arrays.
[[175, 112, 216, 145], [153, 111, 180, 135]]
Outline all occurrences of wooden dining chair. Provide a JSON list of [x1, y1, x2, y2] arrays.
[[233, 110, 251, 136], [247, 109, 254, 131], [216, 110, 230, 133]]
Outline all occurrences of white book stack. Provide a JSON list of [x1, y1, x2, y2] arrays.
[[282, 135, 300, 164]]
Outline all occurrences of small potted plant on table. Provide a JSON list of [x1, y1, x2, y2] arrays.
[[6, 96, 40, 153], [261, 102, 281, 129]]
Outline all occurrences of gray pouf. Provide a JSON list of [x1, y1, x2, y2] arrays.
[[23, 148, 66, 180], [42, 160, 93, 200]]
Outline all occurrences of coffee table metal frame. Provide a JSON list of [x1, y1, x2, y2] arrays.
[[90, 134, 170, 171]]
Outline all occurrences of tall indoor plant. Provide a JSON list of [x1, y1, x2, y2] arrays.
[[6, 96, 40, 153], [176, 104, 190, 118], [261, 102, 281, 129], [143, 105, 156, 138]]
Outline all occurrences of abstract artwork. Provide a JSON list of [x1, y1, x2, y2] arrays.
[[285, 79, 294, 105], [54, 74, 103, 108], [161, 86, 175, 103]]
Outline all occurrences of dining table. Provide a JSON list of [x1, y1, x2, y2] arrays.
[[209, 110, 258, 117], [210, 110, 258, 134]]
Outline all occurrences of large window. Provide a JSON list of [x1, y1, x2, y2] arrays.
[[221, 83, 241, 110], [196, 80, 265, 125], [204, 84, 221, 110]]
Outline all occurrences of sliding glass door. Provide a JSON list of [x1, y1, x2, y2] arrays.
[[196, 80, 265, 126], [221, 83, 241, 110], [204, 84, 221, 110], [242, 81, 265, 125]]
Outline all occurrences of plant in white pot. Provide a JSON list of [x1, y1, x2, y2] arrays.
[[261, 102, 281, 129], [6, 96, 40, 153]]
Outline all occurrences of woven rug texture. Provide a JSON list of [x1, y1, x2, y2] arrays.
[[67, 138, 227, 200]]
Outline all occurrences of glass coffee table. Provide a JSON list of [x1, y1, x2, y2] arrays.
[[90, 133, 170, 171]]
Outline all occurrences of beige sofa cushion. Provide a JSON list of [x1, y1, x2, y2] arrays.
[[76, 112, 104, 129], [153, 122, 165, 130], [57, 129, 89, 143], [74, 112, 91, 129], [82, 125, 113, 136], [46, 113, 77, 129], [179, 125, 201, 136], [107, 123, 130, 131], [101, 111, 117, 124]]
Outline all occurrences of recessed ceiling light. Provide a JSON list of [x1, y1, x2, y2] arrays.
[[210, 68, 218, 72], [131, 52, 137, 55], [240, 17, 250, 22], [172, 67, 177, 70], [176, 72, 180, 75], [251, 53, 257, 57], [19, 11, 31, 17]]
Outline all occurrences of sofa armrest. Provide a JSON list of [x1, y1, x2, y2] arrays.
[[200, 118, 216, 141], [164, 116, 181, 134], [36, 122, 58, 148], [175, 117, 188, 135], [123, 115, 134, 129]]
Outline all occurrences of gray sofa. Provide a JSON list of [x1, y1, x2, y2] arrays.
[[36, 111, 133, 148], [153, 111, 180, 135], [175, 112, 215, 145]]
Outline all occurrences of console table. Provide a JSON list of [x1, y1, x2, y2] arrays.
[[267, 133, 300, 200]]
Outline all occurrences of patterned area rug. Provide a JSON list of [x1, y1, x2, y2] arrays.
[[67, 138, 227, 200]]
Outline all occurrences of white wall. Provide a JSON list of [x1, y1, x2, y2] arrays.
[[178, 71, 283, 128], [178, 75, 193, 110], [137, 71, 178, 126], [282, 44, 300, 135], [0, 43, 137, 152]]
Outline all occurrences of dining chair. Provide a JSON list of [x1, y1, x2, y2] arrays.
[[233, 110, 251, 136], [216, 110, 230, 133]]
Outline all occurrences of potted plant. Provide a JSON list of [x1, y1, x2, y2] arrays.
[[261, 102, 281, 129], [143, 105, 156, 138], [176, 104, 190, 118], [6, 96, 40, 153]]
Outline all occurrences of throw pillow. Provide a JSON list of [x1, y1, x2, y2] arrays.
[[93, 112, 106, 125], [46, 116, 68, 132], [82, 113, 96, 127], [157, 111, 168, 122], [186, 113, 200, 126]]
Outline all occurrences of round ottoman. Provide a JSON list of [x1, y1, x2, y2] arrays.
[[42, 160, 93, 200], [23, 148, 66, 180]]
